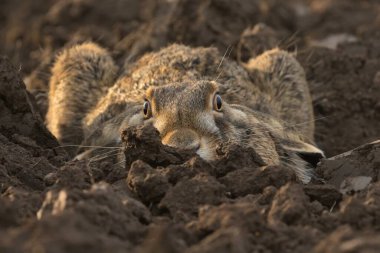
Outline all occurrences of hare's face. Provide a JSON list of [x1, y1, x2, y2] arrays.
[[143, 81, 324, 177], [144, 81, 223, 160]]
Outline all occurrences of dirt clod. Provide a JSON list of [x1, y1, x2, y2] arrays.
[[220, 165, 296, 198], [159, 174, 226, 221], [127, 160, 171, 204]]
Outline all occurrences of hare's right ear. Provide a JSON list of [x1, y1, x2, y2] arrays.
[[282, 140, 325, 167]]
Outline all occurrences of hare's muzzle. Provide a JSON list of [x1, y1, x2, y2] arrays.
[[161, 128, 200, 151]]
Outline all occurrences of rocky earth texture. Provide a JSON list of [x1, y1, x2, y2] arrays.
[[0, 0, 380, 252]]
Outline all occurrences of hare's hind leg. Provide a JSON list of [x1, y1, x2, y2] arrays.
[[46, 42, 118, 155], [244, 49, 314, 140]]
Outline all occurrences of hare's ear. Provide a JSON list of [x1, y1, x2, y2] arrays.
[[282, 140, 325, 167]]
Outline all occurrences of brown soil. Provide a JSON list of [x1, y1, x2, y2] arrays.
[[1, 0, 380, 252]]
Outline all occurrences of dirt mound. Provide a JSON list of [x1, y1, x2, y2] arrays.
[[298, 43, 380, 156], [1, 0, 380, 252]]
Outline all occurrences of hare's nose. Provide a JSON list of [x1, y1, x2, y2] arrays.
[[161, 129, 200, 150]]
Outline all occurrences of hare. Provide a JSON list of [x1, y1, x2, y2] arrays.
[[46, 42, 324, 183]]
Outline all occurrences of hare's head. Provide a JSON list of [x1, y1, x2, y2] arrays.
[[79, 80, 323, 183], [141, 80, 324, 177]]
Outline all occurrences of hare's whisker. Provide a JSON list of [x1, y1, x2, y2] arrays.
[[56, 144, 122, 149], [112, 159, 126, 168], [216, 45, 231, 73], [88, 149, 122, 163], [278, 30, 300, 50], [214, 45, 233, 82]]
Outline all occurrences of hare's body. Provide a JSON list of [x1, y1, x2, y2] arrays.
[[47, 43, 323, 183]]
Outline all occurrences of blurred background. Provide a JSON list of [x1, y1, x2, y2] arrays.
[[1, 0, 380, 157]]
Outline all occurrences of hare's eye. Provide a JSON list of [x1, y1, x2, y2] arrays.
[[143, 101, 152, 118], [213, 94, 223, 111]]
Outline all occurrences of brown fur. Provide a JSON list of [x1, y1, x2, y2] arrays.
[[46, 43, 118, 155], [47, 42, 323, 183]]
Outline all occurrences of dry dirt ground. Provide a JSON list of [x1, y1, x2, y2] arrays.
[[1, 0, 380, 252]]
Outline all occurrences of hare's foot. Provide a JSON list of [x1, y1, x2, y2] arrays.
[[245, 48, 314, 140], [46, 42, 118, 155]]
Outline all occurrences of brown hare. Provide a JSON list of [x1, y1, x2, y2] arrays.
[[46, 42, 324, 183]]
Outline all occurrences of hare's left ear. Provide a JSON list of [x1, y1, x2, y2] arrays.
[[282, 140, 325, 167]]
